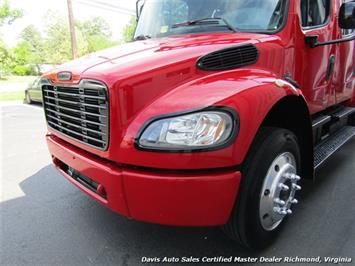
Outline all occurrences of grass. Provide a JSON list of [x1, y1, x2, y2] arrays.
[[0, 91, 25, 101], [0, 75, 38, 84]]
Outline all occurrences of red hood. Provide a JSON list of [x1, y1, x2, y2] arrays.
[[46, 32, 279, 85], [56, 41, 160, 75]]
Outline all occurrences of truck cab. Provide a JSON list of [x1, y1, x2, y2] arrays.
[[42, 0, 355, 249]]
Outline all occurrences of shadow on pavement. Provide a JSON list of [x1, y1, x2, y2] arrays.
[[25, 102, 43, 108], [1, 165, 252, 265], [1, 138, 354, 265]]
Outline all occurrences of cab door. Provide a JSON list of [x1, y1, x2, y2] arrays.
[[333, 0, 355, 103], [298, 0, 336, 114]]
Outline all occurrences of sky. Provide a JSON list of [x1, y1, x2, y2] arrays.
[[2, 0, 136, 47]]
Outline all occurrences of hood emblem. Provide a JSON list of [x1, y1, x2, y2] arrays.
[[57, 71, 72, 81]]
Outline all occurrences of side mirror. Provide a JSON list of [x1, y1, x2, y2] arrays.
[[136, 0, 144, 20], [339, 1, 355, 29]]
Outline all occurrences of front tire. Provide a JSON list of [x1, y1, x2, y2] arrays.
[[223, 127, 302, 250]]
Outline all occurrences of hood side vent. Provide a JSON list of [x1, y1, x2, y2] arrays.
[[197, 44, 259, 71]]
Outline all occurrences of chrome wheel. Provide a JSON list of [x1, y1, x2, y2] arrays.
[[259, 152, 301, 231]]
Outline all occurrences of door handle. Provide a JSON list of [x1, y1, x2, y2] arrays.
[[326, 55, 336, 81]]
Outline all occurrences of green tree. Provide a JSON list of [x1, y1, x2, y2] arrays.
[[4, 9, 118, 73], [13, 41, 32, 65], [79, 17, 112, 38], [11, 41, 38, 75], [20, 25, 43, 46], [0, 0, 23, 77], [42, 11, 87, 64], [122, 16, 137, 43], [0, 39, 14, 75], [85, 34, 116, 53], [78, 17, 117, 53], [13, 25, 45, 72], [43, 13, 72, 63], [41, 12, 118, 64], [0, 0, 23, 26]]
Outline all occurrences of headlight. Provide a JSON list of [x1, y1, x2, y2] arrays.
[[136, 109, 237, 151]]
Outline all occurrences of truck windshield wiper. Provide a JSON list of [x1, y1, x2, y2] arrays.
[[172, 17, 238, 32], [134, 35, 152, 41]]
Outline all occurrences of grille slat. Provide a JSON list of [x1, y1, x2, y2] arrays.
[[47, 121, 106, 145], [46, 109, 105, 127], [43, 80, 109, 150], [46, 114, 106, 136], [44, 96, 107, 109], [44, 102, 107, 118], [43, 89, 106, 100]]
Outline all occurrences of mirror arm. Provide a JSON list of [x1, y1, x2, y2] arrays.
[[136, 0, 139, 19], [305, 34, 355, 48], [136, 0, 144, 20]]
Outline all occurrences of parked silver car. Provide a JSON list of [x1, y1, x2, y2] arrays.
[[24, 77, 42, 104]]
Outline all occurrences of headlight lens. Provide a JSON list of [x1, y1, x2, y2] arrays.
[[137, 111, 235, 150]]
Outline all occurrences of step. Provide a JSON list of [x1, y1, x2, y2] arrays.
[[314, 126, 355, 169], [312, 114, 331, 128], [331, 106, 355, 120]]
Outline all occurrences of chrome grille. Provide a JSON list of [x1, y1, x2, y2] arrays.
[[42, 79, 109, 150]]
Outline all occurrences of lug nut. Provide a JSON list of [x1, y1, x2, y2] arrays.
[[285, 173, 301, 181], [292, 184, 302, 191], [291, 174, 301, 181], [291, 198, 299, 204], [279, 183, 289, 191], [273, 207, 287, 215], [273, 207, 281, 214], [274, 198, 286, 206], [286, 209, 293, 215], [284, 173, 291, 179]]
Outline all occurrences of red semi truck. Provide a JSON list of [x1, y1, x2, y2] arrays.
[[42, 0, 355, 249]]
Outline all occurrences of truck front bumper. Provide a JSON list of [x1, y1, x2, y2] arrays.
[[46, 135, 241, 226]]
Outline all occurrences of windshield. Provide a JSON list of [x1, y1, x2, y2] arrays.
[[134, 0, 288, 39]]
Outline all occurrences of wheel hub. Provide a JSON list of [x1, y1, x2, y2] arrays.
[[259, 152, 301, 231]]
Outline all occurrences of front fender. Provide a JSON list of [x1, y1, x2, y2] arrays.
[[117, 69, 304, 170]]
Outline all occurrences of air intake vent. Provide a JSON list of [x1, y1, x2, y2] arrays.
[[197, 44, 259, 71]]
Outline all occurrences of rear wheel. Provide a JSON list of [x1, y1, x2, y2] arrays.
[[223, 127, 302, 250], [25, 92, 32, 104]]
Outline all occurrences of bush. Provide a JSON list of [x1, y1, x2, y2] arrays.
[[11, 65, 36, 76]]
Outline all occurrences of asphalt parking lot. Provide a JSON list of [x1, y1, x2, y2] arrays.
[[1, 102, 355, 266]]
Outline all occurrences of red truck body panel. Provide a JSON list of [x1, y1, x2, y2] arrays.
[[47, 135, 241, 226], [42, 0, 354, 226]]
